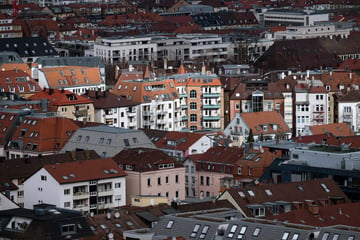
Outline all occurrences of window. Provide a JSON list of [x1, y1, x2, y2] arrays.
[[115, 182, 121, 188], [147, 178, 151, 187], [166, 176, 169, 184], [76, 135, 82, 141], [132, 138, 138, 143], [123, 139, 130, 146], [175, 175, 179, 183], [190, 90, 197, 98], [247, 190, 255, 197], [166, 220, 174, 229], [64, 189, 70, 195], [228, 225, 238, 238], [282, 232, 290, 240], [106, 139, 112, 144], [62, 224, 76, 234], [292, 234, 300, 240], [190, 102, 197, 110], [85, 136, 90, 142], [200, 176, 204, 185], [99, 137, 104, 144], [41, 175, 47, 181], [322, 233, 329, 240], [190, 224, 200, 237], [237, 226, 247, 239], [332, 234, 339, 240], [199, 225, 209, 239], [64, 202, 70, 208], [158, 177, 161, 185], [253, 227, 261, 236], [190, 114, 197, 122]]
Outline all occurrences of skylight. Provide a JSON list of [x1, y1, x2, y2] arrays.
[[166, 220, 174, 229], [253, 227, 261, 236], [320, 183, 330, 193], [265, 189, 272, 196], [238, 192, 246, 198], [247, 190, 255, 197]]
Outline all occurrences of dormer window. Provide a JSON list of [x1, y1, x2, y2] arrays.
[[262, 125, 267, 131]]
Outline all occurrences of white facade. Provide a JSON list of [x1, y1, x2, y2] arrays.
[[337, 101, 360, 133], [140, 98, 182, 131], [295, 81, 329, 136], [92, 36, 157, 65], [274, 23, 352, 40], [0, 192, 19, 211], [95, 105, 140, 129], [262, 10, 329, 27], [91, 34, 230, 65], [24, 168, 126, 213]]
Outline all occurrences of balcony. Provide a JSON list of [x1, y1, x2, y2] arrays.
[[73, 204, 89, 211], [181, 116, 188, 121], [74, 109, 88, 118], [180, 93, 187, 98], [143, 111, 151, 116], [127, 110, 137, 116], [143, 120, 152, 126], [98, 189, 113, 197], [97, 202, 113, 209], [73, 191, 90, 200], [181, 105, 188, 109], [128, 121, 137, 127], [203, 115, 221, 121], [203, 93, 221, 98], [156, 119, 166, 124], [202, 104, 220, 109], [230, 130, 243, 136]]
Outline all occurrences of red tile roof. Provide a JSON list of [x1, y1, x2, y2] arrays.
[[338, 59, 360, 71], [43, 158, 126, 184], [154, 131, 207, 151], [240, 111, 291, 136], [84, 90, 138, 109], [309, 122, 354, 137], [269, 202, 360, 227], [112, 147, 183, 172], [0, 69, 41, 95], [39, 66, 102, 88], [9, 116, 80, 153], [28, 88, 93, 110]]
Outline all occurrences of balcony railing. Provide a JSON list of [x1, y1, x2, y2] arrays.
[[202, 104, 220, 109], [73, 191, 90, 200]]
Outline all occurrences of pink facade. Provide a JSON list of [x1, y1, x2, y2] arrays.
[[124, 167, 185, 205], [196, 171, 233, 199]]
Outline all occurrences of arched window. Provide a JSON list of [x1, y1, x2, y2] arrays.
[[190, 90, 197, 98], [190, 102, 197, 110]]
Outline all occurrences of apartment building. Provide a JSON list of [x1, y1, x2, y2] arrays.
[[274, 22, 353, 40], [260, 10, 329, 27], [37, 65, 105, 94], [24, 158, 126, 214], [92, 36, 157, 65], [334, 90, 360, 134], [84, 90, 140, 129], [225, 111, 291, 146], [112, 74, 182, 131], [7, 113, 80, 159], [113, 148, 185, 205], [171, 72, 224, 131], [90, 34, 230, 65], [0, 13, 22, 38], [294, 80, 329, 136], [28, 88, 95, 122]]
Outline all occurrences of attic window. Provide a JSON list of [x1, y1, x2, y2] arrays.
[[62, 224, 75, 235], [247, 190, 255, 197], [253, 227, 261, 236], [166, 220, 174, 229], [190, 224, 200, 238], [227, 225, 238, 238], [292, 234, 299, 240], [265, 189, 272, 196], [282, 232, 290, 240], [320, 183, 330, 193], [199, 225, 209, 239]]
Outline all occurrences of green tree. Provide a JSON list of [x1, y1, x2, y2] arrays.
[[247, 128, 254, 143]]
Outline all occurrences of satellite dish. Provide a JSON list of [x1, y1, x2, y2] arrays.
[[108, 232, 114, 240], [114, 212, 120, 219]]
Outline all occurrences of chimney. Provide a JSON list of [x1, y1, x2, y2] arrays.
[[49, 88, 54, 95], [71, 151, 76, 161], [307, 204, 319, 215]]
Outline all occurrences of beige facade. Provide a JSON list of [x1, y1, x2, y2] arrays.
[[56, 103, 95, 122], [131, 195, 168, 207]]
